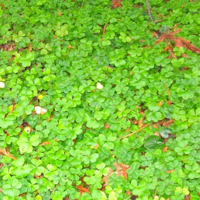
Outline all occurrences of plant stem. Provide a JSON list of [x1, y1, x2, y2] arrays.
[[146, 0, 154, 22], [120, 123, 152, 140], [48, 185, 57, 200]]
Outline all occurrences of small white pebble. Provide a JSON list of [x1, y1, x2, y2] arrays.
[[41, 108, 47, 114], [0, 82, 5, 88], [35, 106, 41, 114], [35, 106, 47, 114], [97, 82, 103, 89]]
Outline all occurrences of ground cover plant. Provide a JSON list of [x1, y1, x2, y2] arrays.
[[0, 0, 200, 199]]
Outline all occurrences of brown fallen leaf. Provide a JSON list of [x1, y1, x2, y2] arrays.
[[181, 53, 188, 57], [152, 118, 174, 129], [0, 4, 5, 9], [57, 11, 62, 16], [152, 123, 158, 128], [156, 28, 200, 57], [165, 84, 170, 97], [138, 118, 143, 128], [68, 45, 75, 49], [115, 163, 130, 178], [8, 43, 15, 51], [168, 100, 172, 106], [111, 0, 122, 9], [104, 123, 110, 130], [40, 141, 51, 146], [4, 130, 9, 136], [19, 193, 26, 197], [166, 170, 174, 173], [10, 100, 16, 113], [102, 163, 130, 187], [159, 119, 168, 126], [0, 44, 7, 51], [184, 194, 191, 200], [163, 45, 173, 52], [130, 195, 138, 200], [133, 119, 138, 125], [47, 115, 54, 121], [28, 43, 32, 52], [102, 167, 113, 186], [139, 109, 145, 116], [101, 24, 108, 42], [133, 3, 142, 8], [152, 31, 158, 37], [94, 144, 99, 149], [160, 42, 178, 57], [34, 174, 44, 179], [19, 121, 29, 128], [162, 146, 168, 152], [0, 43, 15, 51], [180, 66, 190, 71], [167, 51, 177, 59], [76, 185, 89, 195], [0, 149, 17, 160], [173, 37, 200, 53], [163, 138, 169, 144], [163, 119, 175, 127], [116, 163, 129, 179], [154, 132, 160, 137], [102, 23, 107, 35]]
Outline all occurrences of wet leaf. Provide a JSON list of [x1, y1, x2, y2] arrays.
[[160, 129, 172, 138], [144, 136, 163, 150]]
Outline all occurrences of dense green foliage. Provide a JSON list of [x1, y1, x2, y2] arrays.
[[0, 0, 200, 199]]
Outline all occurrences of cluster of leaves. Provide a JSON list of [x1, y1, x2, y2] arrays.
[[0, 0, 200, 200]]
